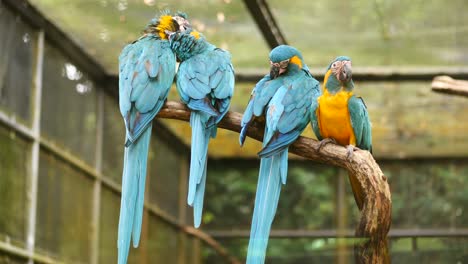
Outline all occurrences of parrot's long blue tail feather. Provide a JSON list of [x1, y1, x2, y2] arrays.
[[188, 112, 210, 228], [193, 156, 208, 228], [246, 148, 288, 264], [117, 125, 152, 264]]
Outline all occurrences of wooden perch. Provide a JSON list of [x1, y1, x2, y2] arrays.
[[432, 75, 468, 97], [157, 101, 392, 263]]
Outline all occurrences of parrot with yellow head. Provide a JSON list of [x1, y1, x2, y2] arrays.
[[117, 12, 189, 264]]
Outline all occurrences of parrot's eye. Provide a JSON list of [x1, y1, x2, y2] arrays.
[[270, 59, 289, 68], [173, 16, 190, 32], [332, 62, 337, 68]]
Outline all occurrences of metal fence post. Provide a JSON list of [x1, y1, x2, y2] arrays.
[[26, 29, 44, 264], [91, 89, 104, 264]]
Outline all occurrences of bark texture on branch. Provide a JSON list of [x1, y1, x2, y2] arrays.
[[158, 101, 392, 263], [432, 75, 468, 97]]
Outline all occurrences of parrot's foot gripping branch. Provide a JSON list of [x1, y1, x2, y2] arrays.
[[346, 145, 360, 161], [316, 138, 337, 152]]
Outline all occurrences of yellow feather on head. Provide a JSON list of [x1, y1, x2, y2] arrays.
[[289, 55, 302, 69], [155, 15, 175, 39]]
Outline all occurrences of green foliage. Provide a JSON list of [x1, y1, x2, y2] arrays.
[[204, 162, 341, 230], [387, 160, 468, 228], [205, 237, 468, 263], [391, 238, 468, 263], [204, 159, 468, 262]]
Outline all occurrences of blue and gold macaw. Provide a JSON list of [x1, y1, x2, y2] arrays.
[[240, 45, 320, 263], [117, 13, 190, 264], [169, 30, 235, 228], [310, 56, 372, 209]]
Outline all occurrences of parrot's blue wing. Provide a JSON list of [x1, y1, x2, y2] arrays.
[[348, 95, 372, 152], [118, 44, 133, 116], [309, 92, 323, 141], [209, 49, 235, 126], [118, 35, 176, 264], [240, 75, 269, 145], [252, 76, 285, 117], [119, 36, 176, 145], [259, 73, 320, 157], [239, 75, 284, 146], [176, 36, 235, 228], [177, 48, 234, 118], [239, 97, 255, 146]]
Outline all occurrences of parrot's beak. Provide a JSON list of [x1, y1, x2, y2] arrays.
[[270, 64, 280, 79], [338, 62, 352, 82]]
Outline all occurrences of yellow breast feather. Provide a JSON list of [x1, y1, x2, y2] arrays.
[[317, 88, 356, 146]]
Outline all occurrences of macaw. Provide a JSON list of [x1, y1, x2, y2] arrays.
[[310, 56, 372, 209], [117, 13, 190, 264], [168, 30, 235, 228], [240, 45, 321, 263]]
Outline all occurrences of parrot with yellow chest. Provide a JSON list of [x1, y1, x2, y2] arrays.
[[311, 56, 372, 209]]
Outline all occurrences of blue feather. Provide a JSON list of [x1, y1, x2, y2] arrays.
[[118, 27, 176, 264], [172, 30, 234, 228], [247, 150, 286, 264], [239, 124, 249, 146], [258, 131, 301, 158], [193, 156, 208, 228], [120, 37, 175, 145], [209, 68, 224, 89], [279, 149, 288, 185], [187, 98, 219, 117], [240, 100, 254, 145], [187, 112, 210, 228], [241, 45, 322, 263], [117, 125, 151, 264]]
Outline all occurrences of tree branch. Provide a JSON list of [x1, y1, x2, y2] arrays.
[[157, 101, 392, 263], [432, 75, 468, 97]]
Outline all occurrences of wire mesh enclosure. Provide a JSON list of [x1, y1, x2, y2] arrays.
[[0, 2, 232, 263]]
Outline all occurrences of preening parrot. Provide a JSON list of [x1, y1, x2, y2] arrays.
[[117, 13, 190, 264], [168, 30, 235, 228], [310, 56, 372, 209], [240, 45, 321, 264]]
